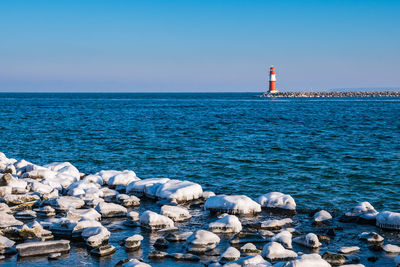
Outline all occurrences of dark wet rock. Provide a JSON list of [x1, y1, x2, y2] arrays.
[[154, 237, 169, 249], [327, 228, 336, 236], [322, 252, 346, 265], [229, 232, 268, 245], [90, 244, 116, 257], [165, 231, 193, 242], [368, 256, 379, 262], [48, 252, 62, 260], [368, 244, 383, 251], [16, 240, 70, 257], [318, 235, 330, 243], [168, 252, 200, 261], [148, 250, 168, 259]]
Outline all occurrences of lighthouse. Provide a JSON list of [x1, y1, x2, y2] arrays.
[[269, 66, 277, 93]]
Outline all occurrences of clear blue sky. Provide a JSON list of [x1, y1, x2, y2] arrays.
[[0, 0, 399, 92]]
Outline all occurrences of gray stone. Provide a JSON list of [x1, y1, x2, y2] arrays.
[[16, 240, 70, 257]]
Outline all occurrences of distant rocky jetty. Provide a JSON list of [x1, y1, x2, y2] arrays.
[[262, 91, 400, 98]]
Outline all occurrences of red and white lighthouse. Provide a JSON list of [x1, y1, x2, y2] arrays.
[[269, 66, 277, 93]]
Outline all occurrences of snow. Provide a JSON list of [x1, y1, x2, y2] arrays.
[[271, 230, 292, 249], [139, 210, 174, 230], [257, 192, 296, 211], [186, 230, 220, 253], [44, 162, 80, 179], [0, 235, 15, 248], [161, 205, 191, 221], [81, 226, 110, 248], [67, 181, 102, 198], [72, 220, 103, 234], [127, 211, 139, 221], [122, 259, 151, 267], [125, 234, 144, 250], [155, 179, 203, 202], [383, 244, 400, 253], [66, 208, 101, 221], [339, 246, 360, 254], [240, 243, 259, 253], [260, 218, 293, 230], [234, 255, 272, 266], [376, 211, 400, 230], [281, 253, 331, 267], [314, 210, 332, 222], [107, 170, 139, 187], [28, 181, 52, 194], [46, 196, 85, 211], [95, 202, 127, 218], [261, 241, 297, 260], [126, 178, 170, 196], [82, 174, 104, 185], [208, 214, 242, 233], [220, 246, 240, 262], [293, 233, 321, 248], [345, 202, 378, 219], [116, 194, 140, 207], [204, 195, 261, 215], [358, 232, 384, 243], [203, 191, 216, 199]]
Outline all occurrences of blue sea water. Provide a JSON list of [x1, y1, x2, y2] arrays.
[[1, 92, 400, 212]]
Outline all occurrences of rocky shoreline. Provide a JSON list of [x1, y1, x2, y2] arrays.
[[1, 152, 400, 266], [261, 91, 400, 98]]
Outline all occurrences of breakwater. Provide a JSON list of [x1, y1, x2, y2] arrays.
[[262, 91, 400, 98]]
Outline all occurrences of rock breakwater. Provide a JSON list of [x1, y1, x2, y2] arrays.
[[262, 91, 400, 98]]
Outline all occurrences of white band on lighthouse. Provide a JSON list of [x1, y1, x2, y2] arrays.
[[269, 74, 276, 81]]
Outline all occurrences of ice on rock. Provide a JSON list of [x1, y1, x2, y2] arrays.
[[28, 180, 53, 194], [220, 246, 240, 262], [140, 210, 174, 230], [344, 202, 378, 222], [232, 255, 272, 266], [271, 230, 292, 249], [240, 243, 259, 255], [66, 208, 101, 221], [261, 241, 297, 261], [205, 195, 261, 215], [122, 259, 152, 267], [126, 178, 170, 196], [82, 226, 110, 248], [293, 233, 322, 248], [259, 218, 293, 230], [44, 162, 80, 179], [0, 203, 11, 214], [0, 236, 15, 254], [339, 246, 360, 254], [314, 210, 332, 222], [67, 181, 102, 198], [209, 214, 242, 233], [0, 211, 23, 227], [116, 194, 140, 207], [154, 179, 203, 202], [107, 170, 139, 187], [281, 253, 331, 267], [16, 240, 70, 257], [376, 211, 400, 230], [257, 192, 296, 211], [45, 196, 85, 211], [95, 202, 127, 218], [202, 191, 216, 199], [82, 174, 104, 185], [186, 230, 220, 253], [0, 173, 27, 190], [161, 205, 191, 221], [127, 211, 139, 221], [3, 193, 40, 205], [125, 234, 144, 251], [358, 232, 384, 244], [383, 244, 400, 253]]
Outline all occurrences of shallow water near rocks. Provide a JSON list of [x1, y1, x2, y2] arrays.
[[1, 93, 400, 266]]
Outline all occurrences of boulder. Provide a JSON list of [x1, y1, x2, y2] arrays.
[[139, 210, 174, 230], [342, 202, 378, 224], [124, 234, 143, 251], [154, 179, 203, 202], [16, 240, 70, 257], [186, 230, 220, 253], [205, 195, 261, 215], [293, 233, 322, 248], [82, 226, 110, 248], [240, 243, 260, 255], [257, 192, 296, 212], [261, 241, 297, 261], [314, 210, 332, 223], [271, 230, 292, 249], [220, 246, 240, 262], [95, 202, 127, 218]]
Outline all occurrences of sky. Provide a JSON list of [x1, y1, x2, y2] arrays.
[[0, 0, 399, 92]]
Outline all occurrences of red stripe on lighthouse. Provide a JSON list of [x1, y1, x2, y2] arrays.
[[269, 66, 277, 93]]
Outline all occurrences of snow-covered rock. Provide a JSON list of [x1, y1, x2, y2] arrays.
[[344, 202, 378, 222], [139, 210, 174, 230], [220, 246, 240, 262], [314, 210, 332, 222], [0, 236, 15, 254], [107, 170, 139, 187], [161, 205, 191, 221], [45, 196, 85, 211], [155, 179, 203, 202], [0, 211, 23, 227], [202, 191, 216, 199], [281, 253, 331, 267], [209, 214, 242, 233], [186, 230, 220, 253], [34, 206, 56, 218], [339, 246, 360, 254], [66, 208, 101, 221], [259, 218, 293, 230], [95, 202, 127, 218], [261, 242, 297, 261], [82, 226, 110, 248], [358, 232, 384, 244], [125, 234, 143, 251], [3, 193, 40, 205], [16, 240, 70, 257], [257, 192, 296, 211], [271, 230, 292, 249], [376, 211, 400, 230], [383, 244, 400, 253], [67, 181, 102, 198], [205, 195, 261, 215], [126, 178, 170, 196], [44, 162, 80, 180], [122, 259, 151, 267], [116, 194, 140, 207], [293, 233, 321, 248]]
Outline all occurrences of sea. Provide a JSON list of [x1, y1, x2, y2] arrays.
[[1, 93, 399, 212], [0, 92, 400, 266]]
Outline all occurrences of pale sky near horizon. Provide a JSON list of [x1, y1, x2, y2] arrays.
[[1, 0, 399, 92]]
